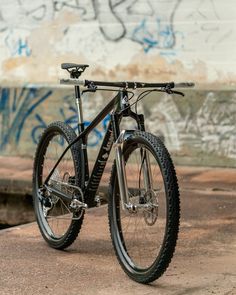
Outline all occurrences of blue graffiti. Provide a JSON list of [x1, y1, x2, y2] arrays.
[[132, 19, 158, 53], [31, 113, 47, 144], [4, 32, 31, 57], [132, 18, 184, 53], [0, 87, 52, 151], [31, 93, 111, 147], [1, 88, 111, 151], [60, 95, 111, 147], [83, 114, 111, 147], [16, 39, 31, 56]]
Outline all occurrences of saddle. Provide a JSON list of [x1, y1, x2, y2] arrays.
[[61, 63, 89, 78]]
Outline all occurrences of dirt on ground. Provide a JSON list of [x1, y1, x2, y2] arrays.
[[0, 182, 235, 295]]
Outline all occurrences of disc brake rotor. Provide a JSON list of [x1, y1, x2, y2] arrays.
[[143, 190, 159, 226]]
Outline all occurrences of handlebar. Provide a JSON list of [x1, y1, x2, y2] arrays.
[[60, 78, 195, 90], [84, 80, 175, 89]]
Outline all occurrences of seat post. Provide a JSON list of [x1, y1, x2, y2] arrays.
[[74, 85, 84, 133]]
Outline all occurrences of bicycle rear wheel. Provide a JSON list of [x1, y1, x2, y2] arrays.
[[32, 121, 85, 249], [108, 131, 180, 283]]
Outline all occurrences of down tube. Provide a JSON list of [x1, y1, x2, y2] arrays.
[[85, 120, 114, 207]]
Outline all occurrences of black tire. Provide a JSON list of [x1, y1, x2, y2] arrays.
[[108, 131, 180, 283], [32, 121, 85, 249]]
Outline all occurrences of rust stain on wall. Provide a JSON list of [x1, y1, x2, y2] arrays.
[[3, 57, 28, 71]]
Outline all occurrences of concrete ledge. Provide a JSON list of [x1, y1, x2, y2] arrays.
[[1, 156, 236, 194], [1, 156, 236, 225]]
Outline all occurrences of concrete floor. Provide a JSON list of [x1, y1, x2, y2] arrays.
[[0, 184, 235, 295]]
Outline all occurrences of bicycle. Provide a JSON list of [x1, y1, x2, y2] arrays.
[[32, 63, 194, 283]]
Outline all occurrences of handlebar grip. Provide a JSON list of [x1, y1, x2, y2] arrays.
[[174, 82, 195, 88]]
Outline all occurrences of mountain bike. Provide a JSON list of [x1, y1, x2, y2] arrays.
[[32, 63, 194, 283]]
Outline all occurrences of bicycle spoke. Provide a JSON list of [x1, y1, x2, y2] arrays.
[[118, 144, 167, 269]]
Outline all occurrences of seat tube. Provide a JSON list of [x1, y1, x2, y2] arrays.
[[75, 85, 84, 133], [75, 85, 89, 185]]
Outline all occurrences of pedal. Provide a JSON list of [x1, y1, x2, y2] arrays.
[[95, 195, 101, 207]]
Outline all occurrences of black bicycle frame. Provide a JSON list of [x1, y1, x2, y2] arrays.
[[44, 86, 145, 207]]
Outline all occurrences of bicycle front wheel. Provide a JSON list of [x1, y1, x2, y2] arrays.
[[108, 131, 180, 283], [32, 121, 85, 249]]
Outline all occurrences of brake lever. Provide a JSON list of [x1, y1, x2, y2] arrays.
[[82, 82, 97, 94], [171, 90, 185, 97], [165, 88, 185, 97]]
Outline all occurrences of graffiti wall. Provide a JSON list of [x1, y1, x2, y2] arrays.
[[0, 1, 236, 167], [0, 86, 111, 156], [0, 0, 235, 85], [1, 86, 236, 167], [144, 90, 236, 167]]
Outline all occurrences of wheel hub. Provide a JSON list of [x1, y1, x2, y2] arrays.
[[125, 190, 159, 225]]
